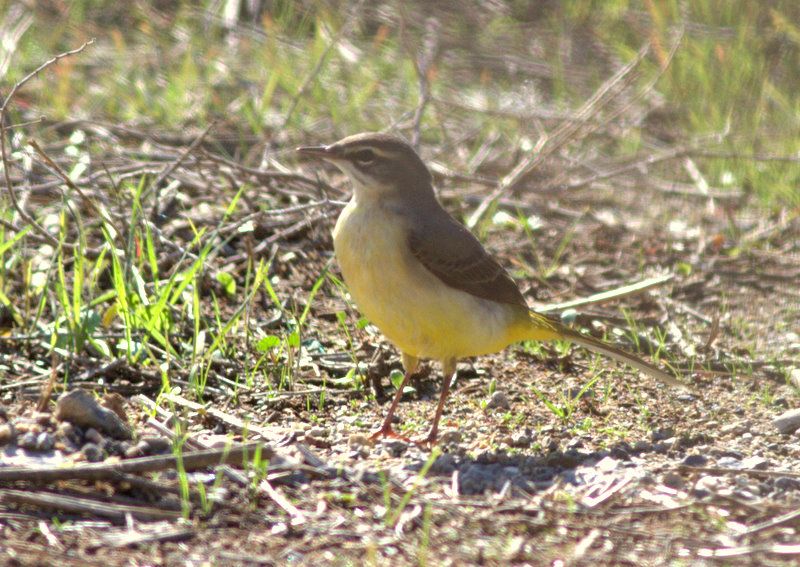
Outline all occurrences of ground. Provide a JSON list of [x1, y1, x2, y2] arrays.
[[1, 2, 800, 566]]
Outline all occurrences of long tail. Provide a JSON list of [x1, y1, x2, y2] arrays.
[[528, 311, 688, 389]]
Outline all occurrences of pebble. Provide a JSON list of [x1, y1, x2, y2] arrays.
[[438, 429, 461, 445], [35, 432, 55, 452], [485, 391, 510, 410], [55, 389, 132, 439], [510, 432, 532, 448], [663, 472, 686, 490], [307, 427, 328, 439], [82, 443, 104, 462], [57, 422, 81, 444], [681, 454, 708, 467], [0, 423, 15, 446], [711, 458, 738, 470], [430, 452, 458, 474], [142, 437, 171, 454], [348, 434, 370, 448], [84, 428, 104, 444], [741, 456, 769, 470], [773, 408, 800, 434], [774, 477, 800, 491], [790, 368, 800, 389], [382, 439, 408, 457], [18, 431, 38, 450]]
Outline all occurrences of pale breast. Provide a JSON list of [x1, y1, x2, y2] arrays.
[[332, 199, 518, 361]]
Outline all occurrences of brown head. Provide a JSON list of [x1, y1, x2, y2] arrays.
[[297, 132, 434, 201]]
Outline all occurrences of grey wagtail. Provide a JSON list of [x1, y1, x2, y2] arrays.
[[298, 132, 684, 445]]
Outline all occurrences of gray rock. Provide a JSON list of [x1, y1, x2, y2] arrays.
[[741, 456, 769, 470], [82, 443, 104, 462], [774, 477, 800, 491], [382, 439, 408, 457], [681, 454, 708, 467], [663, 472, 686, 490], [55, 389, 132, 439], [773, 408, 800, 434], [35, 432, 55, 452], [438, 429, 461, 445], [18, 431, 38, 450], [84, 427, 103, 444], [510, 432, 532, 448], [0, 423, 15, 446], [486, 391, 510, 410]]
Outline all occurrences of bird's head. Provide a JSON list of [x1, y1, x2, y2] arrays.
[[297, 132, 434, 201]]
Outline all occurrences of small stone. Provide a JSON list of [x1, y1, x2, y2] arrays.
[[741, 456, 769, 470], [307, 427, 328, 439], [124, 443, 145, 458], [773, 408, 800, 434], [82, 443, 104, 462], [789, 368, 800, 390], [382, 439, 408, 457], [304, 435, 331, 449], [142, 437, 171, 455], [0, 423, 15, 446], [84, 427, 103, 444], [55, 389, 132, 440], [35, 432, 55, 452], [510, 432, 532, 448], [14, 422, 41, 435], [485, 391, 510, 410], [681, 454, 708, 467], [663, 472, 685, 490], [717, 456, 741, 468], [596, 456, 620, 472], [57, 421, 79, 443], [33, 412, 52, 426], [18, 431, 38, 450], [633, 440, 652, 453], [430, 452, 458, 474], [348, 434, 370, 448], [774, 477, 800, 491], [438, 429, 461, 445]]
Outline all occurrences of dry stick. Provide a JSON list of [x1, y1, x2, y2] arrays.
[[0, 39, 95, 248], [737, 508, 800, 538], [537, 274, 674, 314], [408, 17, 441, 149], [466, 42, 652, 230], [149, 120, 216, 222], [279, 1, 365, 130], [0, 442, 271, 483], [0, 489, 182, 522], [28, 139, 100, 214]]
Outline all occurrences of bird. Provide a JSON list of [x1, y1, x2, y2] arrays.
[[297, 132, 684, 446]]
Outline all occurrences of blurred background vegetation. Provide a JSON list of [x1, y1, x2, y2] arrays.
[[3, 0, 799, 206]]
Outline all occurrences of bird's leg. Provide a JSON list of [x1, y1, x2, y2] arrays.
[[416, 358, 457, 447], [369, 354, 418, 441]]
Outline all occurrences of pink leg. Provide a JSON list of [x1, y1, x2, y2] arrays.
[[416, 358, 457, 448], [369, 354, 419, 441]]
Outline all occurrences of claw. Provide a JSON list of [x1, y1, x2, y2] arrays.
[[369, 425, 410, 443]]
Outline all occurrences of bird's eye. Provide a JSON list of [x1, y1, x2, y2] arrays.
[[351, 149, 376, 165]]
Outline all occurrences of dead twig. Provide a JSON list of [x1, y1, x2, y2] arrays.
[[407, 17, 441, 149], [149, 120, 216, 222], [538, 274, 674, 314], [0, 442, 272, 483], [0, 489, 182, 522], [0, 39, 95, 248]]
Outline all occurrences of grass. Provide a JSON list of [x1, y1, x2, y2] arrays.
[[1, 2, 799, 564]]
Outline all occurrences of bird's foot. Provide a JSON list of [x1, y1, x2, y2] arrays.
[[410, 432, 438, 449], [369, 425, 410, 443]]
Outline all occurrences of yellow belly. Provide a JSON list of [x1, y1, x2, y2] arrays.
[[333, 199, 520, 361]]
